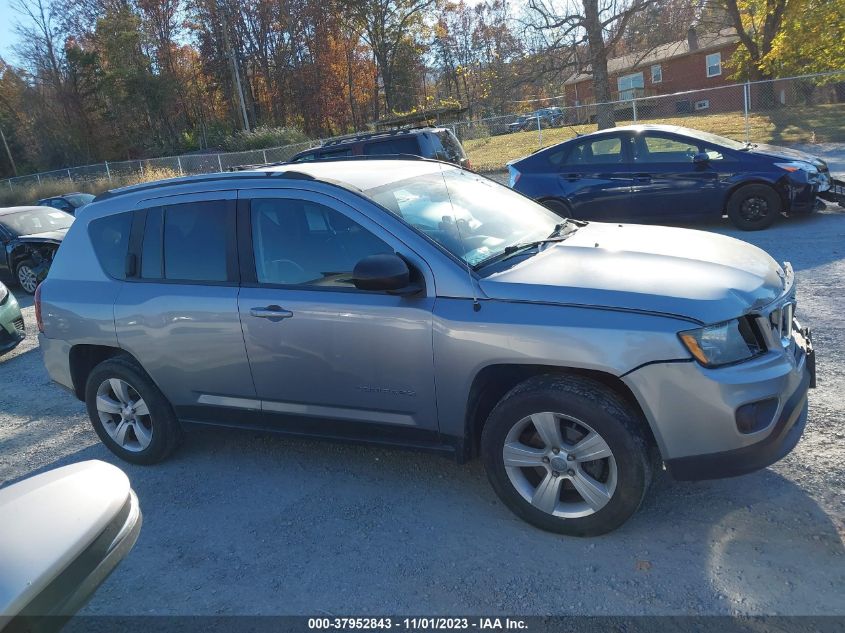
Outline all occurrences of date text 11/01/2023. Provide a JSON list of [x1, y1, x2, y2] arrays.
[[307, 618, 528, 630]]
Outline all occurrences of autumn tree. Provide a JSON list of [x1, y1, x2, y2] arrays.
[[525, 0, 653, 128]]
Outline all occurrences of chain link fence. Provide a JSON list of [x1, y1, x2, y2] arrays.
[[451, 71, 845, 172], [2, 71, 843, 198]]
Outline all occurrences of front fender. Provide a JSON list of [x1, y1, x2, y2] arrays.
[[432, 297, 692, 438]]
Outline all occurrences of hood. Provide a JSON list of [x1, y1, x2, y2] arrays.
[[479, 222, 788, 324], [17, 228, 67, 243], [748, 143, 826, 169]]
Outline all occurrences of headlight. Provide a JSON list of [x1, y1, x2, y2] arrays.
[[508, 165, 521, 188], [678, 317, 765, 367], [0, 283, 7, 304], [774, 161, 818, 177]]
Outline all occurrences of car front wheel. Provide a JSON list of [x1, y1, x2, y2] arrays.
[[16, 260, 38, 294], [85, 357, 181, 464], [727, 184, 781, 230], [481, 375, 653, 536]]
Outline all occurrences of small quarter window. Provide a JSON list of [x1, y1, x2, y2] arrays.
[[89, 212, 132, 280]]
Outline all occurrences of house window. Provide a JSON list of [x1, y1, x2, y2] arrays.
[[617, 72, 644, 100], [706, 52, 722, 77], [651, 64, 662, 83]]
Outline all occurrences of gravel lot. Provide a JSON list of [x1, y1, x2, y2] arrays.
[[1, 203, 843, 617]]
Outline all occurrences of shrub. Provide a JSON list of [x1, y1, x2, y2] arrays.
[[221, 126, 310, 152], [0, 168, 180, 207]]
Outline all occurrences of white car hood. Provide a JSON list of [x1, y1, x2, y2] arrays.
[[480, 222, 788, 324]]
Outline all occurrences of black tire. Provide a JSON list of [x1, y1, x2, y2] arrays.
[[85, 356, 181, 464], [726, 184, 781, 230], [541, 198, 572, 218], [16, 260, 38, 294], [481, 374, 653, 536]]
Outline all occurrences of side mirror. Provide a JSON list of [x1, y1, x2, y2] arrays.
[[692, 152, 710, 164], [352, 254, 421, 295], [0, 461, 141, 629]]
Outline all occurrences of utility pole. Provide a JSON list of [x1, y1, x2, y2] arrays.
[[220, 4, 250, 133], [0, 125, 17, 177]]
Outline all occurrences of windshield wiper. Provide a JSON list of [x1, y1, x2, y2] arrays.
[[474, 221, 582, 270]]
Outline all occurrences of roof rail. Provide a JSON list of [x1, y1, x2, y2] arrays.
[[93, 170, 316, 202], [320, 125, 438, 148]]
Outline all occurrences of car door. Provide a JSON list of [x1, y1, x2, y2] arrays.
[[557, 133, 634, 220], [236, 187, 439, 441], [627, 131, 722, 221], [113, 191, 259, 424]]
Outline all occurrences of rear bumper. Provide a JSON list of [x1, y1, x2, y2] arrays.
[[38, 334, 75, 393], [666, 366, 809, 480]]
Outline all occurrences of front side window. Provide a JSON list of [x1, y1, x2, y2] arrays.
[[364, 168, 560, 268], [89, 212, 131, 279], [433, 131, 466, 162], [706, 52, 722, 77], [634, 134, 698, 162], [251, 199, 392, 287]]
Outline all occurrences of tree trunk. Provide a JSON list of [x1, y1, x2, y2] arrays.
[[583, 0, 615, 129]]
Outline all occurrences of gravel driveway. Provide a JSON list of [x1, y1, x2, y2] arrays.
[[1, 205, 843, 616]]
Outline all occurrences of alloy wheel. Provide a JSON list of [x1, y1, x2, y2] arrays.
[[503, 412, 617, 518], [17, 265, 37, 294], [95, 378, 153, 452]]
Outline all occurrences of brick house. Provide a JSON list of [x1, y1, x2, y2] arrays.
[[561, 28, 743, 123]]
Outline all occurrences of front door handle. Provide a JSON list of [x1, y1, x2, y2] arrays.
[[250, 305, 293, 321], [563, 173, 581, 181], [633, 173, 652, 183]]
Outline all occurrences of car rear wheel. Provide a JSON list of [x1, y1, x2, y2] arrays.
[[85, 357, 181, 464], [481, 375, 653, 536], [727, 184, 781, 230], [16, 260, 38, 294]]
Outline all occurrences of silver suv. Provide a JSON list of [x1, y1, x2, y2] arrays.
[[37, 158, 815, 536]]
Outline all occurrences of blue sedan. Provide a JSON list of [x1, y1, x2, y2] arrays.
[[508, 124, 832, 230]]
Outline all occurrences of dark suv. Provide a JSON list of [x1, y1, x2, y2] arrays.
[[289, 127, 471, 169]]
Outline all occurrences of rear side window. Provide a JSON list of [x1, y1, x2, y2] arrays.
[[138, 201, 230, 282], [89, 212, 132, 280], [318, 147, 353, 159], [363, 137, 421, 156], [563, 136, 626, 165]]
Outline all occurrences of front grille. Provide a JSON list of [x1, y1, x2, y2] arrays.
[[762, 299, 795, 348]]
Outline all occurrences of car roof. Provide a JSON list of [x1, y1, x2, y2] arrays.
[[295, 126, 445, 154], [0, 206, 56, 216], [97, 158, 457, 201]]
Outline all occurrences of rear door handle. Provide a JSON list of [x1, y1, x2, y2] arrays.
[[250, 305, 293, 321], [633, 173, 652, 183], [562, 173, 581, 181]]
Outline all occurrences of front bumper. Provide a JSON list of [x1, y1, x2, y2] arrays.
[[0, 291, 25, 355], [666, 364, 809, 480], [623, 326, 813, 481]]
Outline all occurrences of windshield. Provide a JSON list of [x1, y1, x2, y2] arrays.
[[363, 168, 561, 267], [0, 208, 74, 236], [690, 129, 747, 150], [66, 193, 95, 207]]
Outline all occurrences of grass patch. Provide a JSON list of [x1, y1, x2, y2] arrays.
[[0, 168, 180, 207], [464, 104, 845, 172]]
